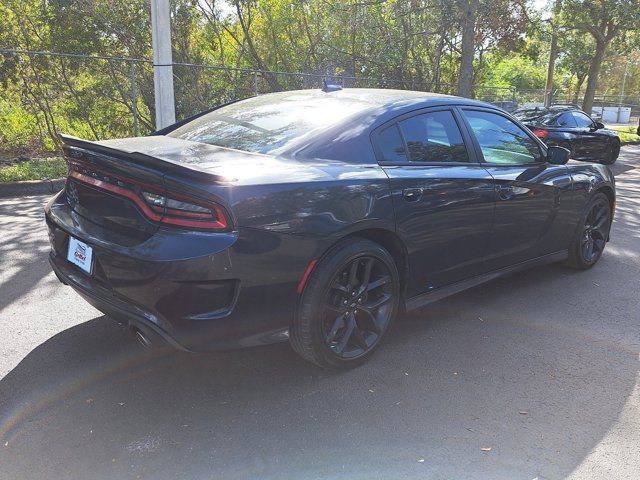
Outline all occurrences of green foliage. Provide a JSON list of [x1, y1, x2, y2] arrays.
[[482, 55, 547, 90], [0, 0, 639, 157], [612, 126, 640, 145], [0, 157, 67, 182], [0, 94, 43, 153]]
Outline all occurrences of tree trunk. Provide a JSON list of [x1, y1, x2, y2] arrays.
[[572, 73, 586, 104], [544, 30, 558, 107], [457, 0, 478, 98], [582, 41, 607, 114]]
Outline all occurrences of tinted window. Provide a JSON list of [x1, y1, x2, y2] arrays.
[[514, 108, 548, 122], [397, 111, 468, 163], [464, 110, 542, 164], [377, 124, 407, 162], [168, 91, 373, 154], [555, 112, 577, 127], [572, 112, 594, 128]]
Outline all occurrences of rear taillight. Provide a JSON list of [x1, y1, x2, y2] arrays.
[[67, 162, 230, 231], [532, 128, 548, 139], [141, 191, 228, 230]]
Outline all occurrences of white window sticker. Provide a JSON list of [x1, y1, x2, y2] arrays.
[[67, 237, 93, 274]]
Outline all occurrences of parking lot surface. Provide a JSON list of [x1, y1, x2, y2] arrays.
[[1, 146, 639, 479]]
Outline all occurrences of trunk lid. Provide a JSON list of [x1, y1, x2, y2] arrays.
[[60, 135, 232, 243]]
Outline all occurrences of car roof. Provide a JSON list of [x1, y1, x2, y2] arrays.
[[256, 88, 496, 111]]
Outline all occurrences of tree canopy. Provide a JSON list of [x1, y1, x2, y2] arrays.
[[0, 0, 638, 155]]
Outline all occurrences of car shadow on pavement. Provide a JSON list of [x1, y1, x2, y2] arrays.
[[1, 146, 639, 480], [0, 195, 57, 312], [1, 257, 638, 480]]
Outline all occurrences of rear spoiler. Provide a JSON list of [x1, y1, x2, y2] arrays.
[[58, 134, 229, 184]]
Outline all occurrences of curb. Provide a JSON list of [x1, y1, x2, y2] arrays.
[[0, 178, 66, 198]]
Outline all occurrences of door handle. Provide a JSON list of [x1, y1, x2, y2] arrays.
[[402, 187, 423, 202]]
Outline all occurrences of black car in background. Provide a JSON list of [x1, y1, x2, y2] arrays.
[[513, 106, 620, 165], [45, 89, 615, 368]]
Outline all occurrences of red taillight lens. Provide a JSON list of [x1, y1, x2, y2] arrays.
[[532, 128, 548, 139], [141, 191, 228, 230], [67, 164, 230, 231]]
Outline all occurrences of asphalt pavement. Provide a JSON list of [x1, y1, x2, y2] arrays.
[[1, 147, 639, 480]]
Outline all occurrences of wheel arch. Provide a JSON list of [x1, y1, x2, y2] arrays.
[[340, 228, 409, 303], [596, 185, 615, 217]]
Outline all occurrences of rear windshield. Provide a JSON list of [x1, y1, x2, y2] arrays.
[[167, 91, 374, 154], [513, 109, 548, 122]]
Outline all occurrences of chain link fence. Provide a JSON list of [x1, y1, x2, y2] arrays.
[[1, 48, 637, 150]]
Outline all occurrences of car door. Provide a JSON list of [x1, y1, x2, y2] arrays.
[[571, 111, 604, 160], [373, 107, 495, 297], [459, 108, 574, 271], [553, 111, 581, 156]]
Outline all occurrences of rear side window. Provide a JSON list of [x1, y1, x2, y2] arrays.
[[397, 111, 469, 163], [463, 110, 542, 164], [377, 124, 407, 162], [572, 112, 594, 128]]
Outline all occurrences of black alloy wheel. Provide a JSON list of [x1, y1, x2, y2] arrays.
[[323, 256, 393, 359], [581, 198, 610, 263], [568, 193, 611, 269], [291, 238, 400, 368], [602, 139, 620, 165]]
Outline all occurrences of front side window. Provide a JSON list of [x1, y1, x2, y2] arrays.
[[463, 110, 542, 165], [397, 111, 469, 163], [572, 112, 595, 128], [556, 112, 577, 127]]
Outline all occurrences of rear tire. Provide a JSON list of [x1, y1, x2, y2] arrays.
[[290, 238, 400, 369], [566, 192, 611, 270], [601, 139, 620, 165]]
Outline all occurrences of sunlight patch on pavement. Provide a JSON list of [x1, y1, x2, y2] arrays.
[[565, 372, 640, 480]]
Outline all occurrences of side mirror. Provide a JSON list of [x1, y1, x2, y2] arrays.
[[547, 145, 570, 165], [594, 121, 605, 129]]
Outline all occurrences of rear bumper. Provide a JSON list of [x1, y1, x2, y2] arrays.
[[49, 253, 188, 350], [45, 191, 322, 352]]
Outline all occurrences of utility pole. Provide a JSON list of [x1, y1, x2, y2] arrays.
[[543, 0, 562, 107], [544, 30, 558, 107], [151, 0, 176, 130], [619, 61, 629, 106]]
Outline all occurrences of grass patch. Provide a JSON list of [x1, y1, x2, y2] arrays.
[[612, 126, 640, 145], [0, 157, 67, 182]]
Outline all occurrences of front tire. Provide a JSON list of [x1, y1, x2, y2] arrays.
[[601, 139, 620, 165], [567, 192, 611, 269], [290, 238, 400, 369]]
